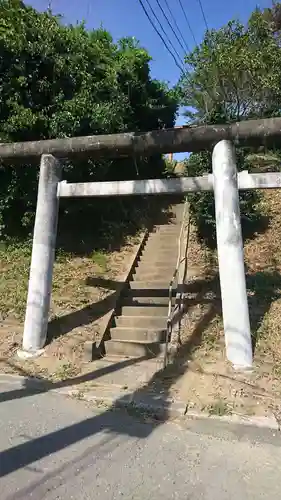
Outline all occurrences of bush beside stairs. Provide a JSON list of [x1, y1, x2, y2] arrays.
[[103, 203, 184, 360]]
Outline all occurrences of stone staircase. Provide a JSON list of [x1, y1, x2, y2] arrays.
[[103, 203, 184, 360]]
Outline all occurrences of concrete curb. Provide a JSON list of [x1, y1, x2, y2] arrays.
[[0, 373, 279, 433], [73, 389, 280, 431]]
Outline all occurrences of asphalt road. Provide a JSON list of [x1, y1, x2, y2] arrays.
[[0, 378, 281, 500]]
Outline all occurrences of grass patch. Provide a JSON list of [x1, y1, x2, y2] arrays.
[[91, 250, 108, 272], [52, 362, 80, 381], [206, 398, 233, 417], [0, 227, 143, 380], [0, 242, 111, 322], [0, 241, 32, 320]]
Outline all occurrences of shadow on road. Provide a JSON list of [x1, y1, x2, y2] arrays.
[[0, 268, 280, 480]]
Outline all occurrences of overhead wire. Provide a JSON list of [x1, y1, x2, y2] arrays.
[[154, 0, 190, 56], [162, 0, 194, 51], [137, 0, 185, 72], [177, 0, 198, 46], [197, 0, 209, 31], [195, 0, 228, 117]]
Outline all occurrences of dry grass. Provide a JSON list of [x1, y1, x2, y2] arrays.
[[0, 244, 113, 321], [1, 193, 281, 421], [0, 233, 142, 378], [244, 191, 281, 369], [162, 190, 281, 419]]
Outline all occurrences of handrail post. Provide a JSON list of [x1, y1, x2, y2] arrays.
[[18, 154, 61, 358], [212, 140, 252, 370], [165, 199, 190, 366]]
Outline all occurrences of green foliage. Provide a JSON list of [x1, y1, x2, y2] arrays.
[[178, 4, 281, 246], [91, 250, 108, 272], [0, 0, 178, 242], [185, 150, 262, 247], [180, 4, 281, 124], [163, 157, 178, 177]]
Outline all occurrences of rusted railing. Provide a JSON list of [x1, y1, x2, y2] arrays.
[[163, 198, 190, 368]]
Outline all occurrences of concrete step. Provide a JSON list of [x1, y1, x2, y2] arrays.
[[120, 305, 168, 316], [137, 254, 177, 264], [142, 244, 178, 255], [152, 224, 182, 232], [142, 245, 175, 257], [151, 231, 180, 238], [110, 326, 166, 342], [136, 261, 176, 272], [129, 280, 176, 290], [135, 263, 196, 279], [143, 241, 178, 253], [122, 296, 175, 306], [133, 269, 175, 281], [115, 315, 167, 329], [145, 234, 178, 244], [137, 258, 177, 269], [125, 290, 175, 299], [155, 227, 180, 233], [105, 339, 166, 358], [146, 233, 180, 243]]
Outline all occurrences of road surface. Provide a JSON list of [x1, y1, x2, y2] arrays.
[[0, 378, 281, 499]]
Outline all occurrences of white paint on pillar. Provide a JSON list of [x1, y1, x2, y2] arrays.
[[212, 140, 253, 370], [19, 155, 61, 357]]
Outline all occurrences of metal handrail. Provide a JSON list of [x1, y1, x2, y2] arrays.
[[163, 198, 190, 368]]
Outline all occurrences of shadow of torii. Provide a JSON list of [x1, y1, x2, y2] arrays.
[[0, 268, 280, 480]]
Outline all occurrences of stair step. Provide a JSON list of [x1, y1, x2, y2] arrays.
[[150, 232, 180, 239], [136, 261, 176, 272], [143, 242, 177, 253], [144, 239, 178, 249], [115, 315, 167, 328], [141, 253, 177, 262], [145, 234, 178, 244], [133, 270, 175, 281], [126, 290, 176, 299], [139, 248, 177, 258], [152, 225, 181, 232], [137, 263, 177, 273], [122, 296, 176, 306], [146, 235, 179, 245], [101, 204, 185, 360], [110, 326, 166, 342], [120, 305, 168, 316], [105, 339, 166, 358], [129, 280, 176, 290]]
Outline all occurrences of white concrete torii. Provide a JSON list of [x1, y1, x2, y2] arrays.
[[19, 140, 281, 370]]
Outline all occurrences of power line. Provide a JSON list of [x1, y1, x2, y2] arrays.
[[137, 0, 184, 73], [197, 0, 209, 31], [155, 0, 190, 55], [162, 0, 195, 51], [142, 0, 184, 68], [195, 0, 227, 110], [177, 0, 198, 46]]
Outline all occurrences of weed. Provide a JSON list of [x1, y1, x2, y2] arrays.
[[273, 363, 281, 379], [0, 242, 31, 319], [207, 398, 233, 416], [53, 362, 79, 381], [91, 250, 108, 272], [74, 389, 85, 400]]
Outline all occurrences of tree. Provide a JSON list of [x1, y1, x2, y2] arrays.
[[0, 0, 178, 242], [180, 4, 281, 124], [178, 4, 281, 245]]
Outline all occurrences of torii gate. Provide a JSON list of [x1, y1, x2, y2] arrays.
[[1, 117, 281, 370]]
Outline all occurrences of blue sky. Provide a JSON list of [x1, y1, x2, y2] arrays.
[[28, 0, 272, 157]]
